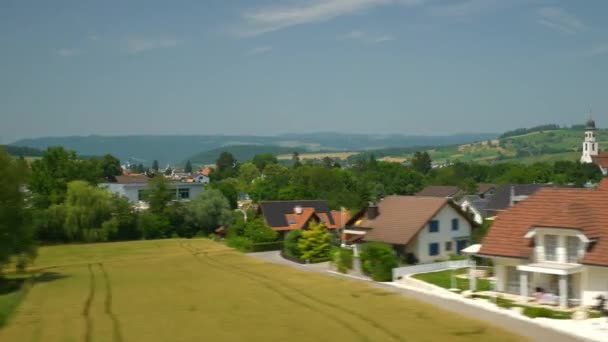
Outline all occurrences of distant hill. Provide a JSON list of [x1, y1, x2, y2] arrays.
[[1, 145, 44, 157], [11, 132, 497, 165], [187, 145, 307, 165], [365, 128, 608, 165]]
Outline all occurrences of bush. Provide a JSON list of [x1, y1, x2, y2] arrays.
[[298, 222, 331, 261], [283, 229, 302, 258], [250, 241, 283, 252], [333, 247, 353, 273], [448, 254, 468, 261], [522, 306, 571, 319], [360, 242, 398, 281], [226, 236, 253, 252], [243, 218, 277, 243]]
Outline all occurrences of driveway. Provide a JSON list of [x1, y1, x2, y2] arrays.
[[248, 251, 588, 342]]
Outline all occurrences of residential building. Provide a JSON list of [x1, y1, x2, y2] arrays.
[[346, 196, 474, 264], [478, 179, 608, 307], [415, 186, 463, 199], [100, 175, 204, 207], [459, 195, 490, 225], [580, 117, 608, 175], [484, 183, 547, 218], [258, 200, 349, 238]]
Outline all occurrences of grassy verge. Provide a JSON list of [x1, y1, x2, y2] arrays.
[[471, 295, 575, 320], [412, 268, 491, 292], [0, 274, 31, 327]]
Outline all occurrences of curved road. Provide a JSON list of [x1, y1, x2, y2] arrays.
[[248, 251, 588, 342]]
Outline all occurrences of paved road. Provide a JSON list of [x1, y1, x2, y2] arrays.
[[248, 251, 588, 342]]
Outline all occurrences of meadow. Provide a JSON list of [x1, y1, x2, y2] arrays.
[[0, 239, 526, 342]]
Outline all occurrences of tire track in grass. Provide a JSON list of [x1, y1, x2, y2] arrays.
[[178, 243, 371, 342], [82, 264, 96, 342], [196, 244, 405, 342], [98, 263, 124, 342]]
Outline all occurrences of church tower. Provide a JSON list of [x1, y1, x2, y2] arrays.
[[581, 117, 599, 163]]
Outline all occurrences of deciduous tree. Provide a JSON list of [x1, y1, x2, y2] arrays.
[[298, 222, 331, 261]]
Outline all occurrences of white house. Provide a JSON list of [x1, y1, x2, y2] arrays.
[[100, 175, 204, 207], [478, 180, 608, 308], [346, 196, 474, 264]]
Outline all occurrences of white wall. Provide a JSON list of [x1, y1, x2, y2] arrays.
[[582, 266, 608, 306], [492, 258, 523, 292], [413, 205, 472, 263], [460, 200, 483, 225], [100, 182, 204, 204]]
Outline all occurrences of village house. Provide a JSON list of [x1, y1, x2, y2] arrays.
[[346, 196, 474, 264], [478, 179, 608, 308], [258, 200, 349, 238], [99, 174, 204, 208]]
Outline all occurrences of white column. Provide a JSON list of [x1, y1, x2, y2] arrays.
[[559, 274, 568, 308], [469, 260, 477, 292], [520, 272, 528, 302]]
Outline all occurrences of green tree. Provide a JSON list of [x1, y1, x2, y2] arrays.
[[62, 180, 114, 242], [184, 160, 193, 173], [252, 153, 278, 171], [164, 167, 172, 176], [97, 154, 122, 179], [360, 242, 398, 281], [298, 222, 331, 261], [214, 152, 238, 180], [238, 162, 261, 193], [146, 176, 174, 214], [210, 178, 239, 209], [243, 217, 277, 243], [152, 160, 159, 172], [137, 211, 171, 239], [184, 189, 233, 235], [411, 151, 432, 175], [0, 148, 36, 269], [292, 151, 302, 168], [321, 156, 334, 168], [283, 229, 303, 258]]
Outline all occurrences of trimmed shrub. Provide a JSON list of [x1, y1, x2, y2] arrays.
[[333, 247, 354, 273], [360, 242, 398, 281], [283, 229, 302, 258], [522, 306, 571, 319], [226, 236, 253, 252], [250, 241, 283, 252]]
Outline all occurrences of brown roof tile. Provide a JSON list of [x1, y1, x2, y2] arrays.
[[598, 178, 608, 191], [479, 187, 608, 266], [354, 196, 450, 245]]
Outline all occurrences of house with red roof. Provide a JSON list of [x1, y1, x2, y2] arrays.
[[478, 178, 608, 307], [258, 200, 349, 238]]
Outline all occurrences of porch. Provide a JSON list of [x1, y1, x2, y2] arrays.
[[505, 263, 583, 308]]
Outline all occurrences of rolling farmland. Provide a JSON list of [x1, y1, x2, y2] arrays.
[[0, 239, 525, 342]]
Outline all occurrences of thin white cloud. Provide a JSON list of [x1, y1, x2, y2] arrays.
[[337, 30, 394, 44], [235, 0, 409, 37], [538, 7, 585, 34], [428, 0, 502, 17], [247, 46, 273, 56], [55, 48, 80, 57], [583, 44, 608, 57], [124, 36, 179, 54]]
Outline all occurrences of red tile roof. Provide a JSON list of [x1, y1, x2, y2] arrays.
[[479, 187, 608, 266], [415, 186, 462, 198], [592, 152, 608, 168], [598, 178, 608, 191]]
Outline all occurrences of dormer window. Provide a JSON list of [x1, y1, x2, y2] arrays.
[[567, 236, 579, 263], [544, 235, 557, 262]]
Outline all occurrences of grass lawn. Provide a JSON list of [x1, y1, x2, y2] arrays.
[[0, 239, 524, 342], [412, 268, 492, 292]]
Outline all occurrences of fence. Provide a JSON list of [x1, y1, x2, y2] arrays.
[[392, 259, 475, 281]]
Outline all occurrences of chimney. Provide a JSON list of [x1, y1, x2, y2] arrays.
[[509, 185, 515, 207], [294, 205, 303, 215], [367, 202, 379, 220]]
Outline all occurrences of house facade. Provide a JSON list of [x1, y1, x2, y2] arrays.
[[478, 181, 608, 307], [100, 175, 204, 206], [347, 196, 473, 264]]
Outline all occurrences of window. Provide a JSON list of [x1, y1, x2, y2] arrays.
[[567, 236, 579, 263], [428, 220, 439, 233], [544, 235, 557, 262], [451, 218, 459, 231], [445, 241, 452, 252], [429, 243, 439, 256], [456, 239, 468, 254], [288, 218, 297, 225], [592, 144, 596, 151], [178, 188, 190, 199]]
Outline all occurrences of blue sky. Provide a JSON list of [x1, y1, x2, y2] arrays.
[[1, 0, 607, 143]]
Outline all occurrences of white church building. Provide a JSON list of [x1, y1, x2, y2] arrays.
[[580, 118, 608, 176]]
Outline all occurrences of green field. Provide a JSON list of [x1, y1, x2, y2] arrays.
[[0, 239, 525, 342]]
